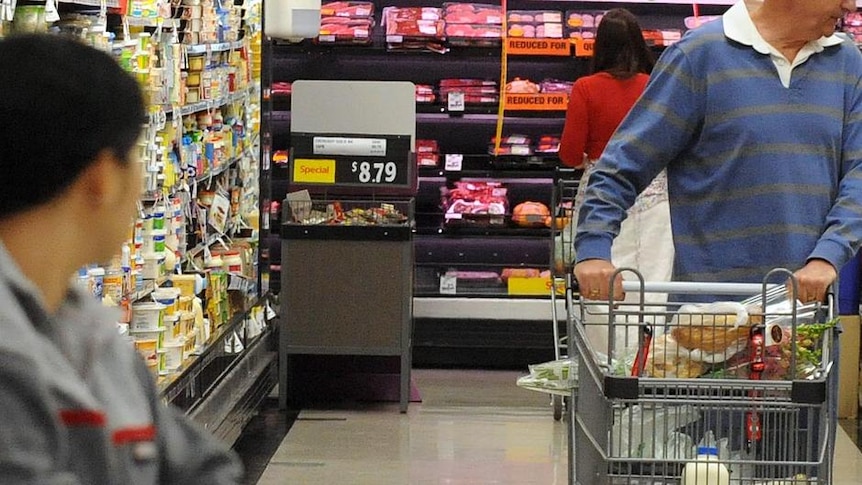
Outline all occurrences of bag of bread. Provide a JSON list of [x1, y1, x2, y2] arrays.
[[670, 302, 750, 363], [645, 334, 706, 378]]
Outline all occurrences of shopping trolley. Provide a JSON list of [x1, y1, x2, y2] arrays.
[[565, 268, 837, 484], [548, 169, 580, 420]]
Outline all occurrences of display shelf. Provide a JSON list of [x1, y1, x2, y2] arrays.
[[127, 276, 169, 304], [419, 168, 556, 179], [140, 149, 244, 202], [57, 0, 122, 7], [165, 85, 254, 117], [417, 224, 551, 238], [414, 296, 565, 321], [185, 40, 246, 55], [159, 294, 268, 401]]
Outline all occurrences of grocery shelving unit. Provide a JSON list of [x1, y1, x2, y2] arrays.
[[23, 0, 279, 445], [262, 0, 733, 366]]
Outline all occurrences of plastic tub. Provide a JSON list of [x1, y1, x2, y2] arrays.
[[130, 303, 165, 332]]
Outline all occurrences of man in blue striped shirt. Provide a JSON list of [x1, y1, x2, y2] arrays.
[[574, 0, 861, 304]]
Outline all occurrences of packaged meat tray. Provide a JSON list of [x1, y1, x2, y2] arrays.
[[321, 1, 374, 18], [384, 6, 443, 23], [318, 19, 374, 44], [508, 23, 564, 39], [488, 144, 534, 156], [416, 139, 440, 167], [535, 135, 561, 153], [445, 24, 502, 40], [443, 270, 503, 288], [491, 134, 532, 146], [441, 181, 509, 226], [566, 10, 604, 39], [441, 92, 499, 105], [443, 3, 503, 25], [507, 10, 563, 24], [505, 77, 541, 94], [416, 139, 439, 153], [566, 10, 603, 29], [417, 153, 440, 167], [415, 84, 436, 103], [641, 29, 682, 47], [539, 79, 573, 94], [439, 78, 497, 87]]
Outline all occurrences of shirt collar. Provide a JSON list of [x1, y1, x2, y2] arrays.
[[723, 0, 843, 56]]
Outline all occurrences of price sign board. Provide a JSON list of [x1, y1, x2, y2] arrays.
[[507, 38, 571, 56], [573, 38, 595, 57], [290, 133, 413, 189], [505, 93, 569, 111]]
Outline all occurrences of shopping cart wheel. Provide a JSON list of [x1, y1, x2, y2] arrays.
[[552, 395, 563, 421]]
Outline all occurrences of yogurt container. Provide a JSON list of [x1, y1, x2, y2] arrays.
[[161, 341, 185, 370], [130, 302, 165, 332]]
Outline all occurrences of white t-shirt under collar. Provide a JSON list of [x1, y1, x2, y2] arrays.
[[722, 1, 843, 87]]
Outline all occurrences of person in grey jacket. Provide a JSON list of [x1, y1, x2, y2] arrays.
[[0, 34, 243, 483]]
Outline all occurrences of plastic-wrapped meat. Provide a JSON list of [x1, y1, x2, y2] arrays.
[[321, 1, 375, 18], [491, 134, 532, 146], [439, 78, 497, 88], [445, 270, 502, 283], [443, 2, 503, 24], [441, 92, 499, 104], [384, 6, 443, 22], [416, 139, 439, 153], [386, 19, 445, 37], [319, 16, 375, 25], [508, 10, 563, 23], [539, 79, 573, 94], [445, 24, 502, 38], [417, 153, 439, 167], [536, 135, 561, 153], [271, 82, 292, 95], [319, 20, 373, 40], [505, 78, 541, 94]]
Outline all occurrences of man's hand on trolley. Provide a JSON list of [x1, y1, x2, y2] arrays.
[[792, 258, 837, 304], [573, 259, 624, 301]]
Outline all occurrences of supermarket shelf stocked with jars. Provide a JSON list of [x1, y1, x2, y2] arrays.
[[3, 0, 273, 444]]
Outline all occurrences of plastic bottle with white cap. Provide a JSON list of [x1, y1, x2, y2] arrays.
[[680, 446, 730, 485]]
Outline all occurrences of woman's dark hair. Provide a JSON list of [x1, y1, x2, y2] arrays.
[[591, 8, 655, 79], [0, 34, 145, 218]]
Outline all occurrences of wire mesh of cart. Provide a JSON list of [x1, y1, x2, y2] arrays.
[[547, 169, 581, 420], [565, 268, 837, 485]]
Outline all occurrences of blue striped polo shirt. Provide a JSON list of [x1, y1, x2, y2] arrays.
[[574, 14, 862, 284]]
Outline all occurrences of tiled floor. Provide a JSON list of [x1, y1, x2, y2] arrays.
[[245, 369, 862, 484]]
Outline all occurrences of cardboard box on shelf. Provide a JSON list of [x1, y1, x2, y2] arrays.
[[839, 314, 861, 419]]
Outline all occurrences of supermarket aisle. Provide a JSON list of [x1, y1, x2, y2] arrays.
[[249, 369, 862, 484]]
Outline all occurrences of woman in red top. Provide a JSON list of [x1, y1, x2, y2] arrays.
[[559, 9, 673, 353]]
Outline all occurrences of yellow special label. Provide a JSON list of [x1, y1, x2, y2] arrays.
[[293, 158, 336, 184]]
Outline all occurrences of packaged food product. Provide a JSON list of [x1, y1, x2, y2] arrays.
[[321, 1, 374, 18], [443, 2, 502, 25], [511, 201, 551, 227], [507, 10, 563, 24], [501, 267, 542, 281], [505, 77, 541, 94]]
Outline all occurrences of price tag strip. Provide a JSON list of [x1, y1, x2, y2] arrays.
[[289, 133, 414, 189]]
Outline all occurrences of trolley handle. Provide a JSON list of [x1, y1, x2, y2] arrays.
[[620, 280, 780, 296]]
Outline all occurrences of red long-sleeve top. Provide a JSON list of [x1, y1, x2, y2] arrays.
[[559, 72, 650, 167]]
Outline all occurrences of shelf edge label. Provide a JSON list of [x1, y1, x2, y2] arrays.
[[293, 158, 336, 184], [507, 38, 571, 56]]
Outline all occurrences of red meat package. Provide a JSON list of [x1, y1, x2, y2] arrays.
[[539, 79, 573, 94], [318, 19, 373, 42], [321, 1, 374, 18], [416, 139, 439, 153], [439, 78, 497, 87], [445, 24, 502, 39], [415, 84, 436, 103], [536, 135, 561, 153], [441, 181, 509, 225], [443, 3, 503, 25]]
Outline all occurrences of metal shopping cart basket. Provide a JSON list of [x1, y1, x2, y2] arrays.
[[548, 170, 580, 420], [565, 268, 837, 484]]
